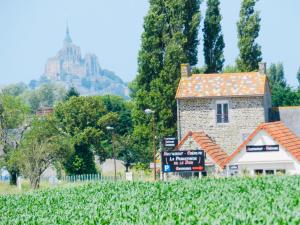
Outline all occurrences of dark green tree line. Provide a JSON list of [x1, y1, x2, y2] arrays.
[[267, 63, 300, 107]]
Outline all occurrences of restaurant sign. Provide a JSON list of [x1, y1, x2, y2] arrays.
[[161, 150, 205, 173], [246, 145, 279, 152]]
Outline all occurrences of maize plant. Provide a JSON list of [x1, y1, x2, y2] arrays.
[[0, 176, 300, 224]]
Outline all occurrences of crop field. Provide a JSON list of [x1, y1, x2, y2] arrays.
[[1, 176, 300, 224]]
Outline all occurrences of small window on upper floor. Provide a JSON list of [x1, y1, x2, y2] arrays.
[[216, 102, 229, 123]]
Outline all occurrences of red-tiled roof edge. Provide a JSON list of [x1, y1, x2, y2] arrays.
[[175, 131, 228, 168], [224, 124, 264, 165], [175, 131, 193, 150]]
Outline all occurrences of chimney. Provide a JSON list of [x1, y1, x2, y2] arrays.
[[181, 63, 191, 78], [258, 62, 267, 75]]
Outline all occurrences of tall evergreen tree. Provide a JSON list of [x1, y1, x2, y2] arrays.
[[131, 0, 201, 160], [297, 67, 300, 86], [236, 0, 262, 72], [203, 0, 225, 73], [132, 0, 165, 96]]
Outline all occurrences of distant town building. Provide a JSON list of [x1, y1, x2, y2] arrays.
[[36, 107, 53, 116]]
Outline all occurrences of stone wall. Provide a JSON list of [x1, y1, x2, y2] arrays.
[[177, 96, 266, 154]]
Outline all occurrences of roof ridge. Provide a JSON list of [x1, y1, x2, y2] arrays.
[[191, 71, 259, 77]]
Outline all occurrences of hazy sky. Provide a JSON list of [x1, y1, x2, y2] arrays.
[[0, 0, 300, 87]]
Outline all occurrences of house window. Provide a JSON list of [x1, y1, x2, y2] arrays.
[[276, 169, 286, 175], [216, 102, 229, 123], [254, 169, 263, 175], [265, 170, 275, 175]]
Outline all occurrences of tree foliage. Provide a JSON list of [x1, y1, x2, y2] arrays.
[[268, 63, 286, 86], [54, 96, 107, 174], [267, 63, 300, 107], [203, 0, 225, 73], [132, 0, 201, 162], [54, 95, 134, 174], [236, 0, 262, 72], [9, 116, 72, 189], [297, 67, 300, 87], [65, 87, 80, 101], [223, 64, 240, 73], [0, 94, 30, 185]]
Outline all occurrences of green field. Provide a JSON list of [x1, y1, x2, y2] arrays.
[[1, 176, 300, 224]]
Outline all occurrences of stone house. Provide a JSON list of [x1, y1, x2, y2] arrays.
[[176, 63, 272, 155]]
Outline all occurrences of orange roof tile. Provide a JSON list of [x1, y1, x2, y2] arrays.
[[225, 121, 300, 164], [176, 131, 228, 168], [176, 72, 267, 99]]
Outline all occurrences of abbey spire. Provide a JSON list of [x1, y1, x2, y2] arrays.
[[64, 24, 72, 45]]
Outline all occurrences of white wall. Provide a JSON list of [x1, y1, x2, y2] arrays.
[[228, 130, 300, 175]]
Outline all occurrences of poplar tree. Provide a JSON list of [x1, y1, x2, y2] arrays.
[[203, 0, 225, 73], [297, 67, 300, 86], [268, 63, 286, 87], [131, 0, 201, 158], [236, 0, 262, 72]]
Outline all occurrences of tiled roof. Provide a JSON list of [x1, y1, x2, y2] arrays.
[[225, 121, 300, 164], [176, 131, 228, 168], [176, 72, 267, 99]]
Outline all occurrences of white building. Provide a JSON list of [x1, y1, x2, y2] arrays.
[[225, 121, 300, 176]]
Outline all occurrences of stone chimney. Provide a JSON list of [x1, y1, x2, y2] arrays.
[[181, 63, 191, 78], [258, 62, 267, 75]]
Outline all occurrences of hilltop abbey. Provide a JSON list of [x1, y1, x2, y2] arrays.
[[39, 26, 129, 98], [44, 26, 101, 80]]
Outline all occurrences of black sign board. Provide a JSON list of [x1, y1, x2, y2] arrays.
[[163, 137, 178, 148], [246, 145, 279, 152], [161, 150, 205, 173]]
